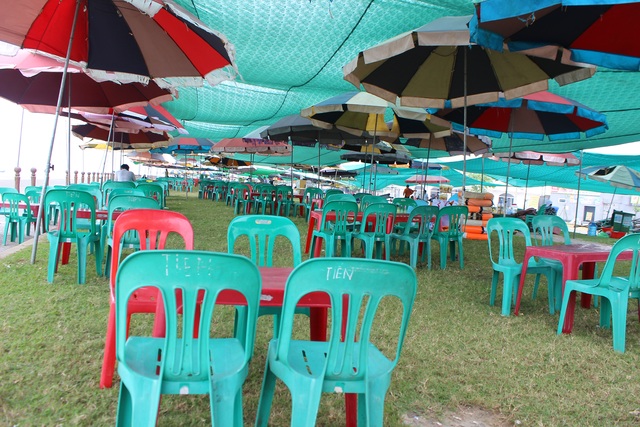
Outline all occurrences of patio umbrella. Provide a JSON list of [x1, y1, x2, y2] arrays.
[[490, 151, 580, 210], [205, 156, 251, 168], [153, 136, 216, 154], [211, 137, 291, 183], [343, 15, 594, 189], [260, 114, 373, 187], [126, 104, 188, 135], [0, 68, 173, 114], [126, 151, 174, 165], [0, 0, 237, 89], [435, 90, 608, 215], [71, 123, 171, 146], [577, 165, 640, 190], [302, 91, 450, 191], [471, 1, 640, 71]]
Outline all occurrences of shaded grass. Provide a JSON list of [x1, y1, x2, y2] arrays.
[[2, 193, 640, 425]]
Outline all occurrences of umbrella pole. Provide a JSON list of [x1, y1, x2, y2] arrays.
[[289, 139, 294, 188], [424, 145, 431, 195], [317, 142, 321, 189], [16, 109, 24, 171], [462, 47, 468, 194], [573, 150, 584, 238], [480, 155, 485, 193], [66, 80, 72, 185], [523, 163, 531, 209], [31, 0, 82, 265], [606, 188, 617, 221], [503, 134, 514, 218]]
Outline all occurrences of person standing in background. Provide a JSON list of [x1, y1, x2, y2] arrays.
[[403, 185, 415, 198], [114, 164, 135, 182]]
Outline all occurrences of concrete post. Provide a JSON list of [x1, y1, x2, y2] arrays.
[[74, 171, 78, 184], [14, 167, 21, 191], [30, 168, 37, 186]]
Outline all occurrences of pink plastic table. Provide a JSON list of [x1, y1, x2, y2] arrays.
[[514, 242, 632, 333]]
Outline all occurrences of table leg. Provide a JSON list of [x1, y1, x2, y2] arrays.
[[305, 214, 317, 254], [308, 307, 327, 341], [514, 253, 533, 316], [61, 242, 71, 265], [561, 259, 580, 334], [346, 395, 358, 426], [580, 262, 596, 308]]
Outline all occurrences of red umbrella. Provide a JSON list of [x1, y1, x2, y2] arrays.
[[0, 0, 236, 88], [0, 68, 172, 114], [71, 123, 171, 146], [405, 175, 450, 184], [212, 138, 292, 155]]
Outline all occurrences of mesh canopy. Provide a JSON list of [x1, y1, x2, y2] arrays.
[[163, 1, 640, 157]]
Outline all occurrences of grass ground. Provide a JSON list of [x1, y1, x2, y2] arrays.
[[2, 193, 640, 426]]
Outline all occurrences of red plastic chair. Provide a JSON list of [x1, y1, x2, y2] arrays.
[[100, 209, 194, 389]]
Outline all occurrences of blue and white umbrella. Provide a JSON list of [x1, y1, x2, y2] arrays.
[[576, 165, 640, 190]]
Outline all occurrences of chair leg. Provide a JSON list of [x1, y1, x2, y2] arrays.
[[490, 270, 499, 306], [611, 294, 629, 353], [255, 358, 278, 427], [100, 303, 117, 389]]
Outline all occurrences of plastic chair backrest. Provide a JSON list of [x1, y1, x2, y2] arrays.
[[102, 181, 137, 206], [324, 189, 343, 198], [68, 184, 102, 208], [434, 206, 468, 236], [486, 217, 532, 267], [325, 193, 356, 204], [135, 183, 165, 206], [393, 197, 418, 212], [361, 195, 388, 210], [109, 209, 194, 290], [275, 186, 293, 200], [45, 189, 97, 238], [115, 250, 261, 381], [532, 215, 571, 246], [593, 234, 640, 292], [105, 195, 160, 243], [276, 258, 417, 378], [3, 193, 30, 220], [303, 187, 324, 204], [24, 185, 41, 195], [400, 205, 439, 236], [319, 200, 359, 234], [358, 202, 397, 235], [227, 215, 302, 267], [0, 187, 18, 202]]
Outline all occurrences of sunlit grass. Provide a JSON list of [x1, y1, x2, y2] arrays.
[[2, 191, 640, 426]]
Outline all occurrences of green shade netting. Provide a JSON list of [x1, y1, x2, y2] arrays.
[[161, 1, 640, 157]]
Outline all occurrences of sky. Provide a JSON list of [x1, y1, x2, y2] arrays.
[[0, 98, 152, 184]]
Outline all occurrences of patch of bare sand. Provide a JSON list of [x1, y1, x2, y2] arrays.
[[403, 406, 513, 427]]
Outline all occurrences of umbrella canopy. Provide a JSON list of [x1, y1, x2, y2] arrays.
[[340, 142, 412, 165], [405, 175, 450, 184], [301, 91, 451, 138], [435, 91, 609, 144], [152, 136, 215, 154], [0, 68, 173, 114], [404, 132, 492, 155], [67, 107, 182, 135], [211, 137, 292, 155], [126, 151, 174, 164], [490, 151, 580, 166], [71, 123, 171, 146], [124, 104, 188, 135], [471, 1, 640, 71], [0, 0, 236, 88], [205, 155, 251, 168], [343, 15, 595, 109], [576, 165, 640, 190], [259, 114, 370, 147]]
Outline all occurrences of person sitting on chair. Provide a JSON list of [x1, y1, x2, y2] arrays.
[[114, 164, 135, 182]]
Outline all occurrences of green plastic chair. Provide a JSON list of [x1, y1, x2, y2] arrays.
[[45, 189, 102, 284], [293, 187, 323, 220], [101, 195, 161, 277], [392, 197, 417, 213], [0, 187, 19, 215], [136, 183, 165, 209], [233, 183, 253, 215], [253, 184, 277, 215], [531, 215, 570, 313], [556, 234, 640, 353], [115, 250, 261, 426], [255, 257, 417, 427], [389, 205, 439, 269], [227, 215, 306, 339], [431, 206, 468, 270], [325, 193, 356, 203], [353, 202, 397, 260], [2, 193, 32, 245], [309, 200, 359, 258], [323, 188, 343, 198], [360, 194, 388, 211], [275, 186, 295, 217], [102, 181, 137, 207], [486, 217, 559, 316]]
